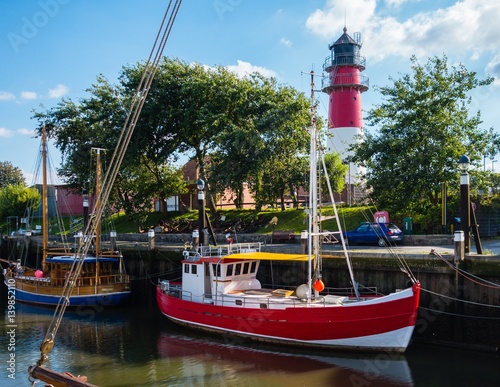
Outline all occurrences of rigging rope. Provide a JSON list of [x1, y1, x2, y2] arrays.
[[33, 0, 183, 371], [430, 250, 500, 289], [421, 287, 500, 308]]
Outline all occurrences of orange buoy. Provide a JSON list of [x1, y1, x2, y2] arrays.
[[314, 279, 325, 292]]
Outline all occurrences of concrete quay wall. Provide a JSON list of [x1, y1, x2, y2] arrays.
[[114, 232, 454, 246]]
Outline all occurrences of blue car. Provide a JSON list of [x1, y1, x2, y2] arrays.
[[343, 222, 404, 247]]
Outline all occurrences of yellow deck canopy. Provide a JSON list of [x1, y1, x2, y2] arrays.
[[225, 252, 310, 261]]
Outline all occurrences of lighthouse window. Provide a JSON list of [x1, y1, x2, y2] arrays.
[[353, 97, 357, 101], [350, 121, 354, 125]]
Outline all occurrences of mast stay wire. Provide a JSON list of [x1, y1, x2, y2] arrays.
[[31, 0, 183, 374]]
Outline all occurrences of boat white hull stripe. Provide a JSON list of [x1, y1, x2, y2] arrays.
[[162, 312, 415, 350]]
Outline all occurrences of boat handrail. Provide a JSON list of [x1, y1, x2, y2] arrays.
[[199, 242, 262, 257], [168, 287, 348, 308]]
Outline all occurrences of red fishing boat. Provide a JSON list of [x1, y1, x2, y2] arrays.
[[157, 74, 420, 353]]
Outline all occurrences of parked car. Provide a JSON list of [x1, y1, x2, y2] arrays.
[[343, 222, 404, 247], [10, 228, 42, 236]]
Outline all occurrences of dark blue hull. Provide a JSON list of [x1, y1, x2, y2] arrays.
[[9, 283, 131, 307]]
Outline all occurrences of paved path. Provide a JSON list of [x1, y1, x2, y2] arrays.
[[323, 238, 500, 256]]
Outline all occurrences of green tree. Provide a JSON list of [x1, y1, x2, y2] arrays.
[[119, 58, 248, 216], [0, 184, 40, 220], [33, 72, 185, 217], [209, 76, 311, 211], [321, 151, 347, 196], [353, 55, 499, 220], [0, 161, 25, 187], [34, 57, 314, 218]]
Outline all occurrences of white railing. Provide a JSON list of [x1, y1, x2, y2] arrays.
[[182, 242, 262, 260]]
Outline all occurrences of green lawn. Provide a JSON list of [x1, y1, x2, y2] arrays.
[[1, 206, 376, 236], [109, 206, 376, 234]]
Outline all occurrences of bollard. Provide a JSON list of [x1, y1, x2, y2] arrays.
[[192, 229, 199, 251], [110, 230, 117, 251], [148, 229, 155, 251], [301, 230, 308, 254], [454, 231, 464, 265], [74, 231, 83, 249]]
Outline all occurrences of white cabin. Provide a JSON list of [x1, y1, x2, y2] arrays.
[[180, 244, 262, 302]]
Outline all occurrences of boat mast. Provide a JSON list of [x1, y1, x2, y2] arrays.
[[310, 72, 360, 300], [92, 147, 104, 256], [308, 71, 320, 301], [41, 125, 48, 271]]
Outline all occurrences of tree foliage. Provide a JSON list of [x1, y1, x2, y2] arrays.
[[321, 151, 347, 196], [33, 72, 185, 219], [353, 55, 499, 219], [0, 161, 25, 187], [0, 184, 40, 220], [209, 76, 312, 211], [33, 58, 317, 217]]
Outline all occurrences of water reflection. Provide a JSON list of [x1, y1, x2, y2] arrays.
[[1, 302, 497, 386], [2, 302, 416, 386], [156, 332, 413, 387]]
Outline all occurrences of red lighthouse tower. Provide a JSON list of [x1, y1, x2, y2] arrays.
[[322, 27, 368, 198]]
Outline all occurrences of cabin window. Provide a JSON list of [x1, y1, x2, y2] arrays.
[[250, 261, 257, 273], [212, 263, 221, 277], [226, 264, 233, 277], [234, 263, 241, 275], [191, 265, 197, 275], [235, 300, 243, 306], [243, 262, 249, 274], [260, 304, 268, 309], [184, 265, 189, 274]]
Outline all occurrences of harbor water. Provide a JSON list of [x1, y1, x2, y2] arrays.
[[1, 298, 498, 387]]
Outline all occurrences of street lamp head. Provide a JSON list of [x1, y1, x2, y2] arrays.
[[196, 179, 205, 191], [458, 155, 470, 173]]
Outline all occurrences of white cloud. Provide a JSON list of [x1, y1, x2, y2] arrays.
[[485, 54, 500, 86], [226, 60, 277, 78], [306, 0, 500, 65], [17, 128, 35, 136], [306, 0, 376, 41], [385, 0, 412, 7], [21, 91, 37, 100], [0, 127, 14, 138], [0, 91, 15, 101], [48, 84, 69, 98], [280, 37, 292, 47]]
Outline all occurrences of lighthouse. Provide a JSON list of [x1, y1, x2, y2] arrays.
[[321, 27, 368, 202]]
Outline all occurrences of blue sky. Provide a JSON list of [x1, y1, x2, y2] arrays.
[[2, 0, 500, 183]]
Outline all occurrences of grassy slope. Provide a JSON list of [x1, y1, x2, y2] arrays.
[[1, 206, 377, 235], [110, 206, 377, 234]]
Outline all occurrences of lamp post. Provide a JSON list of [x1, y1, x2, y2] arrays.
[[459, 155, 470, 253], [197, 179, 206, 247]]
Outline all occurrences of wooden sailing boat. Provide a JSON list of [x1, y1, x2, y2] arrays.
[[156, 74, 421, 353], [3, 129, 131, 307]]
